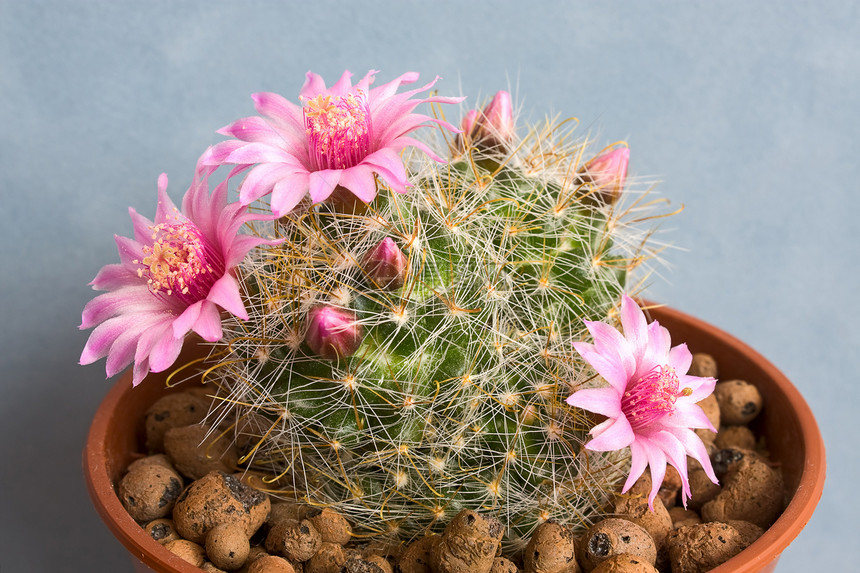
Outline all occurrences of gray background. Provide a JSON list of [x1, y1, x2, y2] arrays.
[[1, 1, 856, 571]]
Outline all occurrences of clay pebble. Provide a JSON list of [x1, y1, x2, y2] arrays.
[[431, 510, 504, 573], [714, 380, 763, 425], [164, 538, 207, 567], [264, 518, 322, 562], [665, 522, 745, 573], [489, 556, 519, 573], [688, 353, 718, 379], [578, 518, 656, 572], [342, 557, 388, 573], [590, 554, 659, 573], [119, 463, 183, 522], [714, 425, 757, 451], [523, 521, 578, 573], [145, 392, 210, 453], [164, 424, 240, 480], [206, 522, 251, 570], [667, 507, 701, 530], [143, 518, 181, 545], [173, 471, 271, 543], [305, 541, 347, 573], [398, 534, 440, 573], [701, 453, 784, 529], [307, 507, 353, 545], [612, 496, 672, 552], [693, 394, 720, 447], [246, 555, 296, 573]]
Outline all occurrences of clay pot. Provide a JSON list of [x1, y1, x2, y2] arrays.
[[83, 304, 825, 573]]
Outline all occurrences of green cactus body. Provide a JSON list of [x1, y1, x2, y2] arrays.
[[212, 120, 654, 548]]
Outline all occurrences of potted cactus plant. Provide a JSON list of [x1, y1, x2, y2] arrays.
[[81, 70, 824, 572]]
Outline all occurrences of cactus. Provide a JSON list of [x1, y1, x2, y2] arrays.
[[201, 95, 663, 549]]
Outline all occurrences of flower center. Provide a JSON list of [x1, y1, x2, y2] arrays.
[[135, 221, 222, 305], [303, 91, 372, 171], [621, 365, 692, 431]]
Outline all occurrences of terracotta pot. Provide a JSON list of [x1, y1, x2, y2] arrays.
[[83, 304, 825, 573]]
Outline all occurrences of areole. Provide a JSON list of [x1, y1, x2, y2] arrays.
[[83, 303, 826, 573]]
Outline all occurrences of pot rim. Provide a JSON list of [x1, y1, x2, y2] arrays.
[[83, 303, 825, 573]]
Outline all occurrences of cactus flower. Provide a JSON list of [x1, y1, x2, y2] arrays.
[[202, 70, 464, 217], [464, 90, 515, 150], [79, 168, 275, 386], [362, 237, 408, 289], [566, 295, 718, 509], [305, 305, 363, 360], [581, 147, 629, 204]]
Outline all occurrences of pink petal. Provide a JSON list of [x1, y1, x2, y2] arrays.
[[328, 70, 354, 96], [155, 175, 182, 224], [308, 169, 342, 203], [252, 92, 304, 126], [586, 415, 634, 451], [337, 164, 378, 202], [620, 294, 648, 361], [207, 273, 247, 319], [269, 171, 311, 217], [128, 207, 155, 244], [217, 116, 283, 146], [662, 402, 716, 432], [300, 71, 328, 99], [566, 387, 623, 418], [680, 375, 717, 403], [239, 163, 306, 206], [225, 142, 294, 165], [642, 437, 668, 510], [193, 301, 224, 341], [172, 300, 203, 338], [645, 321, 672, 364], [622, 439, 650, 493], [573, 342, 629, 392], [89, 263, 142, 290], [668, 342, 693, 375], [585, 319, 635, 379], [361, 148, 409, 193], [114, 234, 145, 268], [80, 287, 161, 329], [650, 430, 692, 503], [147, 328, 185, 373]]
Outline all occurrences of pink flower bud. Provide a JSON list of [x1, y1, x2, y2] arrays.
[[461, 109, 479, 139], [581, 147, 630, 204], [362, 237, 408, 289], [305, 305, 363, 360], [474, 90, 515, 148]]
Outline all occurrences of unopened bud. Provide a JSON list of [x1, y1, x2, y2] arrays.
[[580, 147, 629, 205], [305, 305, 363, 360], [362, 237, 408, 289], [475, 90, 515, 149]]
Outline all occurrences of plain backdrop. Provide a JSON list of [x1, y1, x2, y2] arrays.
[[1, 1, 857, 571]]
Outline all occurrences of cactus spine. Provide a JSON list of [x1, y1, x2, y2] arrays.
[[208, 108, 659, 548]]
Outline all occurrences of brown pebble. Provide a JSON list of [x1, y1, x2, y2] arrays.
[[305, 541, 346, 573], [127, 453, 175, 473], [590, 554, 659, 573], [665, 522, 744, 573], [164, 424, 240, 480], [701, 453, 784, 529], [265, 518, 322, 562], [398, 534, 440, 573], [431, 510, 504, 573], [714, 380, 763, 425], [206, 522, 251, 570], [342, 558, 388, 573], [523, 521, 578, 573], [613, 496, 672, 552], [714, 425, 757, 451], [308, 507, 352, 545], [118, 463, 183, 522], [667, 507, 701, 530], [268, 502, 309, 526], [578, 519, 656, 572], [143, 518, 181, 545], [247, 555, 296, 573], [202, 562, 229, 573], [164, 539, 206, 567], [173, 471, 271, 543], [364, 554, 394, 573], [145, 392, 210, 453], [490, 557, 520, 573], [724, 520, 764, 549], [688, 467, 721, 511], [688, 353, 718, 378], [622, 469, 680, 510], [693, 394, 720, 446]]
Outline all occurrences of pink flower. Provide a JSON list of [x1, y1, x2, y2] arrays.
[[581, 147, 629, 204], [80, 167, 276, 386], [305, 305, 363, 360], [201, 70, 464, 217], [460, 91, 515, 150], [361, 237, 408, 290], [566, 295, 718, 509]]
